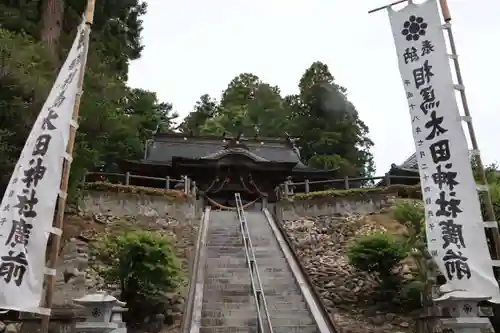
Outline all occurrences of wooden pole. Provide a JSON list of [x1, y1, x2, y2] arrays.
[[368, 0, 410, 14], [39, 1, 95, 332], [437, 0, 500, 259]]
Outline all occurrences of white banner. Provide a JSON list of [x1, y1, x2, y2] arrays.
[[388, 0, 500, 300], [0, 20, 90, 313]]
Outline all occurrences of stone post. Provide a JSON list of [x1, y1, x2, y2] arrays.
[[434, 291, 494, 333]]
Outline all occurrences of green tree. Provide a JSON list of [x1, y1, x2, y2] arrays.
[[200, 73, 290, 137], [0, 0, 176, 197], [93, 231, 184, 320], [178, 94, 218, 135], [286, 61, 374, 178]]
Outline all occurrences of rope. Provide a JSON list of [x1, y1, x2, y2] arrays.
[[240, 176, 256, 194], [206, 196, 259, 211], [202, 177, 218, 192], [212, 178, 226, 193]]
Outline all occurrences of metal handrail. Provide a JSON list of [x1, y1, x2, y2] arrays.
[[235, 193, 274, 333]]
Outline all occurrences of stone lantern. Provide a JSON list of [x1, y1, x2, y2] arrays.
[[73, 291, 127, 333]]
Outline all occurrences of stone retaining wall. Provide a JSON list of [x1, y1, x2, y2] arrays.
[[274, 193, 393, 221]]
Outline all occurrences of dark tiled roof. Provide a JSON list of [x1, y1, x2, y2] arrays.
[[147, 137, 303, 165], [399, 153, 418, 170]]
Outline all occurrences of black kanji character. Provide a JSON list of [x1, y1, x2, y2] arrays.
[[68, 52, 83, 71], [22, 158, 47, 188], [424, 186, 431, 192], [404, 79, 411, 86], [429, 140, 451, 163], [427, 210, 434, 217], [417, 140, 424, 146], [51, 90, 66, 109], [419, 151, 425, 158], [425, 111, 448, 140], [0, 217, 6, 226], [412, 116, 419, 122], [407, 91, 414, 99], [42, 109, 59, 131], [409, 104, 416, 110], [60, 69, 77, 91], [77, 30, 86, 49], [403, 47, 420, 64], [13, 189, 38, 219], [432, 163, 459, 191], [425, 197, 432, 205], [0, 250, 28, 286], [439, 219, 465, 249], [416, 127, 422, 134], [8, 190, 13, 198], [442, 249, 471, 280], [5, 219, 33, 247], [436, 191, 462, 219], [420, 86, 440, 115], [431, 250, 438, 257], [3, 204, 10, 212], [32, 134, 52, 157], [421, 40, 434, 56], [413, 60, 434, 89]]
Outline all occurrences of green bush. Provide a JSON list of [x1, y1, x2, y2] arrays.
[[93, 231, 184, 320], [347, 231, 408, 280], [394, 280, 424, 310], [390, 199, 426, 248]]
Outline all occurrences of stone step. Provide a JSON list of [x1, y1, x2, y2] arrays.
[[269, 315, 315, 326], [201, 317, 259, 327], [200, 326, 257, 333], [271, 325, 319, 333], [202, 300, 309, 311]]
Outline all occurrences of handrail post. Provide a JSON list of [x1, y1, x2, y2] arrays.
[[192, 181, 196, 196], [344, 176, 349, 189], [125, 171, 130, 185], [165, 176, 170, 189], [304, 179, 310, 193], [184, 176, 190, 194], [385, 172, 391, 186]]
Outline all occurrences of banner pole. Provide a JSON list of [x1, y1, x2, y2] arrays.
[[39, 1, 95, 332], [438, 0, 500, 259]]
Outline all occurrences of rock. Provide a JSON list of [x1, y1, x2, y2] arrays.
[[284, 214, 414, 333], [399, 322, 410, 328], [5, 323, 20, 333], [0, 321, 5, 331]]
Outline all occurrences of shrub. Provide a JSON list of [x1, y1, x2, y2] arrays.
[[390, 199, 426, 248], [93, 231, 184, 320], [347, 231, 408, 281]]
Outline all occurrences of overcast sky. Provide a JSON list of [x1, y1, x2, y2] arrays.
[[128, 0, 498, 174]]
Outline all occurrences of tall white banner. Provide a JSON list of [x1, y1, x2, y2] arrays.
[[388, 0, 500, 300], [0, 21, 90, 313]]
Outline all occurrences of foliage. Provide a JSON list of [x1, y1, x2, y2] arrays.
[[347, 231, 408, 279], [179, 64, 375, 179], [391, 199, 429, 310], [0, 0, 178, 198], [291, 184, 422, 201], [92, 231, 184, 320]]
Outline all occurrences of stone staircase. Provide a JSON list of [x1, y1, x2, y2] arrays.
[[201, 210, 257, 333], [245, 211, 319, 333]]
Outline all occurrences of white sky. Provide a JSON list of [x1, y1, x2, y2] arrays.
[[128, 0, 498, 174]]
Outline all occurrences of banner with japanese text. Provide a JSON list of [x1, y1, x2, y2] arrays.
[[0, 20, 90, 313], [388, 0, 500, 300]]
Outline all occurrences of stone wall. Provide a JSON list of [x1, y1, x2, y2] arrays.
[[80, 191, 202, 222], [275, 193, 393, 221]]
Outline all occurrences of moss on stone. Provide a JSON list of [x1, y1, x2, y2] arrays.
[[291, 184, 422, 201], [84, 181, 188, 200]]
